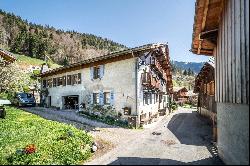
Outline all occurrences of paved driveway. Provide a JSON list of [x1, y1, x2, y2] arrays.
[[85, 108, 224, 165], [22, 107, 223, 165]]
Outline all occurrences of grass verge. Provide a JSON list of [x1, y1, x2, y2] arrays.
[[0, 106, 93, 165]]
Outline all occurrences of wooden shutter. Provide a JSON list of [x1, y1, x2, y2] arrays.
[[100, 65, 104, 79], [110, 90, 114, 105], [99, 90, 104, 105], [90, 67, 94, 80], [90, 93, 93, 104]]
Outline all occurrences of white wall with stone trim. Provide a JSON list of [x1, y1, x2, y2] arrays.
[[42, 58, 137, 118]]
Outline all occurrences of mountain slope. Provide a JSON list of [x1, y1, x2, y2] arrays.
[[171, 60, 204, 74], [0, 9, 127, 65]]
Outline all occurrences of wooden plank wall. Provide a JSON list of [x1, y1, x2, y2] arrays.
[[215, 0, 249, 104]]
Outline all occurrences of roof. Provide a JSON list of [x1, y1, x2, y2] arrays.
[[40, 43, 174, 94], [193, 61, 215, 93], [173, 87, 188, 93], [40, 43, 168, 77], [191, 0, 223, 55], [0, 48, 16, 64]]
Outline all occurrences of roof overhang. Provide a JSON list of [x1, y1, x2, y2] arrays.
[[0, 49, 16, 65], [193, 62, 215, 93], [191, 0, 224, 56]]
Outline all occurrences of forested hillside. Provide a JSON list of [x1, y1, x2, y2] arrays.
[[0, 9, 127, 65], [170, 60, 204, 90], [171, 60, 204, 74]]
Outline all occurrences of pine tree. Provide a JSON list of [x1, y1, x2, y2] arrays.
[[183, 70, 187, 75]]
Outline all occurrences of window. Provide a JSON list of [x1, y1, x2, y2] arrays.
[[93, 93, 99, 104], [104, 92, 111, 105], [71, 73, 81, 85], [67, 75, 72, 85], [62, 76, 66, 86], [47, 79, 52, 88], [93, 66, 100, 79], [57, 77, 63, 86], [152, 93, 155, 104], [159, 94, 163, 103], [42, 80, 47, 88], [207, 81, 215, 96], [211, 81, 215, 95], [143, 92, 149, 105], [53, 78, 57, 87], [143, 92, 152, 105], [78, 73, 81, 84], [149, 93, 152, 104]]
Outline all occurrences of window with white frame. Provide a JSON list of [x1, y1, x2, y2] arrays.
[[93, 93, 99, 104], [104, 92, 111, 105]]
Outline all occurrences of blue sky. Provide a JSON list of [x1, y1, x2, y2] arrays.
[[0, 0, 209, 62]]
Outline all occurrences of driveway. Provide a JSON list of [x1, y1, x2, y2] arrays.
[[22, 107, 223, 165], [85, 107, 224, 165]]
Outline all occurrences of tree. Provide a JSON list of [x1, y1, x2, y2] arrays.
[[183, 70, 187, 75], [0, 63, 38, 98], [62, 57, 69, 66]]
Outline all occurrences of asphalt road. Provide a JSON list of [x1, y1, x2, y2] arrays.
[[85, 108, 224, 165]]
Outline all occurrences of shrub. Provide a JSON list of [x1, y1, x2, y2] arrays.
[[79, 105, 128, 128], [171, 101, 178, 110]]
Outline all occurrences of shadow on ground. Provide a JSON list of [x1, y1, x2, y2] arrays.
[[108, 156, 224, 165], [166, 111, 224, 165], [167, 111, 213, 146]]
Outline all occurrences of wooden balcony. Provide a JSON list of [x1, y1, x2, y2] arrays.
[[155, 80, 160, 90], [141, 72, 160, 89], [141, 72, 152, 86], [149, 57, 164, 75]]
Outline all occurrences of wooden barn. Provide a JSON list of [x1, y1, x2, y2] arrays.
[[194, 61, 216, 141], [191, 0, 249, 164], [173, 87, 188, 104]]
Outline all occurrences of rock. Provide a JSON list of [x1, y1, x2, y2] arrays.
[[92, 145, 98, 152], [93, 141, 98, 147]]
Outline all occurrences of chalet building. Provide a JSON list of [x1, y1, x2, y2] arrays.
[[191, 0, 249, 164], [194, 61, 216, 141], [0, 48, 16, 66], [40, 43, 173, 127], [173, 87, 188, 104]]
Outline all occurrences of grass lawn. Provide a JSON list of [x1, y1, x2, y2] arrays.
[[15, 54, 61, 69], [0, 107, 93, 165]]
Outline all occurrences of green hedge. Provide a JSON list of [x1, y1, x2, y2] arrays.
[[0, 107, 93, 165]]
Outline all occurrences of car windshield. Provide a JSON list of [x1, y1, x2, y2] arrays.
[[18, 93, 33, 98]]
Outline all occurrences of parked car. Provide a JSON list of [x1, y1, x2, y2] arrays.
[[12, 92, 36, 107]]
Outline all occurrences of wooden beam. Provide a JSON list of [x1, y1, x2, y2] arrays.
[[198, 0, 210, 54], [202, 0, 210, 30]]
